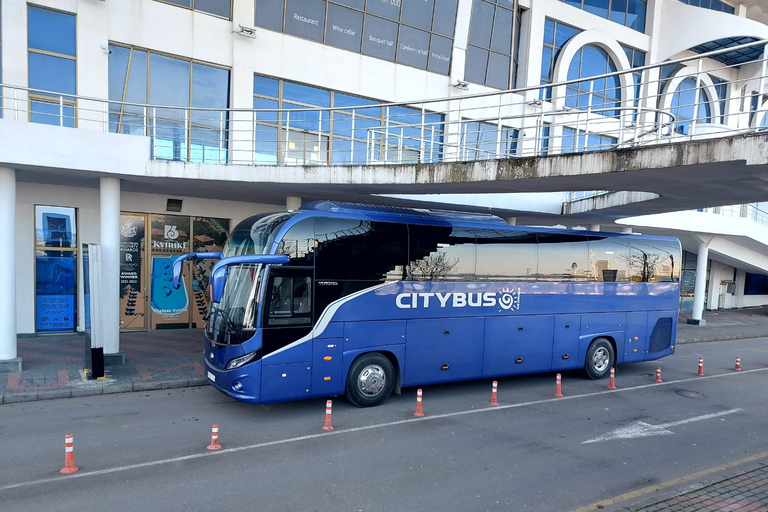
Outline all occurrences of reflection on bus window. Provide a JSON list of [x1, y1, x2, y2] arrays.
[[407, 226, 476, 280], [536, 234, 590, 281], [628, 241, 679, 282], [589, 237, 629, 282], [475, 230, 537, 281]]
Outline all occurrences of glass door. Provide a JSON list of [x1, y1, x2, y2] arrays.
[[149, 215, 192, 329]]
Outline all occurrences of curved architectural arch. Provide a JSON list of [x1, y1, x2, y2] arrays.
[[658, 66, 720, 135], [551, 30, 635, 111]]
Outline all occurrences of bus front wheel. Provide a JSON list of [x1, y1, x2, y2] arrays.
[[345, 353, 395, 408], [584, 338, 614, 380]]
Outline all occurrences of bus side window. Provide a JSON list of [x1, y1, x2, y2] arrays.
[[268, 273, 312, 325], [293, 277, 311, 313], [270, 277, 292, 316]]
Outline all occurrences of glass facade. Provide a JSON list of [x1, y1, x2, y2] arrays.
[[711, 76, 728, 124], [157, 0, 232, 18], [460, 121, 519, 160], [558, 0, 646, 32], [670, 77, 712, 135], [35, 206, 78, 333], [27, 6, 76, 127], [622, 45, 646, 120], [678, 0, 734, 14], [108, 44, 230, 163], [562, 127, 617, 152], [565, 45, 621, 117], [541, 19, 581, 100], [465, 1, 523, 90], [253, 74, 444, 165], [255, 0, 458, 75]]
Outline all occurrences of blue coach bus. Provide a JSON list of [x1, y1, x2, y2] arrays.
[[174, 201, 680, 407]]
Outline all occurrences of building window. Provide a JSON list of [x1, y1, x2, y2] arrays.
[[28, 6, 76, 127], [678, 0, 734, 15], [254, 0, 458, 75], [562, 127, 617, 153], [711, 76, 727, 124], [253, 74, 445, 165], [558, 0, 646, 32], [670, 77, 712, 135], [156, 0, 232, 18], [565, 45, 621, 117], [540, 123, 551, 155], [745, 272, 768, 295], [622, 45, 646, 121], [108, 44, 230, 163], [460, 121, 519, 160], [541, 19, 581, 101], [35, 206, 78, 333], [0, 0, 3, 116], [465, 1, 524, 90]]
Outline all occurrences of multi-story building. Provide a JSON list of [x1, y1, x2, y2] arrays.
[[1, 0, 768, 368]]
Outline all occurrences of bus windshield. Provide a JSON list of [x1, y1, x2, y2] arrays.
[[206, 264, 263, 346], [222, 212, 296, 257]]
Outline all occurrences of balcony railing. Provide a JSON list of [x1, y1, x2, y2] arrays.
[[1, 39, 768, 167], [701, 203, 768, 227]]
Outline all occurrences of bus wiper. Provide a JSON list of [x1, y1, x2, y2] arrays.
[[208, 306, 242, 344]]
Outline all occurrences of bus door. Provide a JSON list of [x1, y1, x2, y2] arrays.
[[260, 267, 314, 403]]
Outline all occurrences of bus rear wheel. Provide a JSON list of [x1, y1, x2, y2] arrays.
[[345, 353, 395, 408], [584, 338, 614, 380]]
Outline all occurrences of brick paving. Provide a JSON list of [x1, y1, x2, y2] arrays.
[[632, 465, 768, 511], [1, 329, 207, 404]]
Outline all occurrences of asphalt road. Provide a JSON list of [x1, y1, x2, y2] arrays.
[[2, 338, 768, 512]]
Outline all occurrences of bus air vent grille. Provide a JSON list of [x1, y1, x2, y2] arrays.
[[649, 317, 673, 353]]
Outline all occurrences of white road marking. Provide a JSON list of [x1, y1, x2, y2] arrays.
[[1, 367, 766, 492], [582, 408, 743, 444]]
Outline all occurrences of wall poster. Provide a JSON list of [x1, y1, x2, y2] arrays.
[[119, 214, 146, 330]]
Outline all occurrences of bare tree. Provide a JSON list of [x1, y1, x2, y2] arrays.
[[406, 252, 459, 281]]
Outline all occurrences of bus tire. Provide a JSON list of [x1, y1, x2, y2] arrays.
[[584, 338, 614, 380], [345, 353, 395, 408]]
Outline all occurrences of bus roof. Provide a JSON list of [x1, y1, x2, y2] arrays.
[[301, 201, 508, 226], [299, 201, 678, 243]]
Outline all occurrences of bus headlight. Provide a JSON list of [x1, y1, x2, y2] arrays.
[[227, 351, 258, 370]]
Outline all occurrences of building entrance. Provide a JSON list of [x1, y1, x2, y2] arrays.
[[120, 212, 229, 332]]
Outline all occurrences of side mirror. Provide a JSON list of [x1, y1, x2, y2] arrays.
[[171, 252, 222, 288]]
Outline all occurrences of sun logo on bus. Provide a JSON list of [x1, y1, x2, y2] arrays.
[[498, 288, 520, 311]]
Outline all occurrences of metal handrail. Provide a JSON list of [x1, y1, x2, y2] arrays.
[[1, 37, 767, 166]]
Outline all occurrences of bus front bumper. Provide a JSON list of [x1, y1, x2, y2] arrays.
[[204, 357, 262, 404]]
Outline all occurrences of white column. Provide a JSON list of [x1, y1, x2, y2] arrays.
[[505, 217, 517, 226], [690, 239, 710, 325], [620, 227, 633, 234], [589, 224, 601, 232], [286, 196, 302, 210], [100, 177, 122, 357], [0, 167, 19, 368]]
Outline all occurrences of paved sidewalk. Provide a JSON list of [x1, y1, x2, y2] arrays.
[[0, 329, 206, 404], [2, 306, 768, 405], [628, 462, 768, 512]]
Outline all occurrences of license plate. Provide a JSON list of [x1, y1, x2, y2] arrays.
[[207, 371, 216, 383]]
